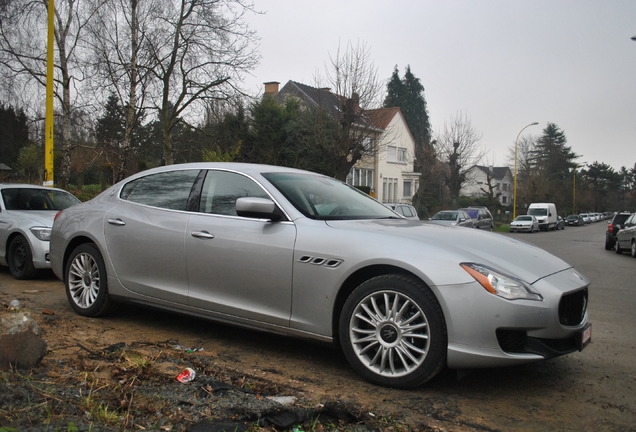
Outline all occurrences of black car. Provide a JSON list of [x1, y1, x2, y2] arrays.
[[565, 214, 585, 226], [605, 212, 632, 250]]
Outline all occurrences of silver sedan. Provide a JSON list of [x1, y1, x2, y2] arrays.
[[50, 163, 592, 388], [0, 184, 80, 279]]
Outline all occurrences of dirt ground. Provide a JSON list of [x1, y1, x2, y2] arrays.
[[1, 267, 634, 432]]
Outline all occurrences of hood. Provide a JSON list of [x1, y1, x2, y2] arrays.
[[325, 219, 570, 285], [8, 210, 57, 226]]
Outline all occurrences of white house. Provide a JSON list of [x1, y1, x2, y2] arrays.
[[347, 107, 419, 204], [264, 81, 419, 204], [461, 165, 513, 206]]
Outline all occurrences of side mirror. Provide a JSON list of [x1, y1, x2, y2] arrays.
[[236, 197, 282, 221]]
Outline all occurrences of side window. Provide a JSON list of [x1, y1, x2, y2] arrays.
[[200, 170, 268, 216], [120, 170, 199, 210]]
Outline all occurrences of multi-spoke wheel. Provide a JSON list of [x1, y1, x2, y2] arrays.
[[339, 274, 446, 388], [8, 235, 37, 280], [65, 243, 111, 316]]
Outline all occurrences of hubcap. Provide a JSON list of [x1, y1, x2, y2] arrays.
[[349, 290, 430, 378], [68, 253, 100, 308]]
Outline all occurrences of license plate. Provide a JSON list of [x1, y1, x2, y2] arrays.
[[577, 323, 592, 350]]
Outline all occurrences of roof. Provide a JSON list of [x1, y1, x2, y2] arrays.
[[365, 107, 400, 129], [472, 165, 512, 180], [276, 81, 377, 130]]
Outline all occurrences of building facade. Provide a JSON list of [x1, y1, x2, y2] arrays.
[[461, 165, 513, 206], [265, 81, 419, 204]]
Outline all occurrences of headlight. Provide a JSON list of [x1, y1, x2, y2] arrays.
[[460, 263, 543, 301], [30, 226, 52, 241]]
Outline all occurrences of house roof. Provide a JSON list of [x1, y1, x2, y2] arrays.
[[276, 80, 378, 130], [365, 107, 400, 129], [473, 165, 512, 180]]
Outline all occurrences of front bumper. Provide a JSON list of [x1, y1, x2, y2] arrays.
[[437, 267, 590, 369]]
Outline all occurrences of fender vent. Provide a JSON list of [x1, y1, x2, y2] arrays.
[[298, 255, 343, 268]]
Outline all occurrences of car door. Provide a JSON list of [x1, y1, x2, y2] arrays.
[[103, 169, 201, 303], [186, 170, 296, 326]]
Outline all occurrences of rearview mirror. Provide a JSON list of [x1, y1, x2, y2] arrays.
[[236, 197, 282, 221]]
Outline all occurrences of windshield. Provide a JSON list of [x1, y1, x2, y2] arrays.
[[516, 216, 533, 221], [432, 211, 458, 221], [528, 208, 548, 216], [2, 188, 80, 211], [263, 172, 398, 220]]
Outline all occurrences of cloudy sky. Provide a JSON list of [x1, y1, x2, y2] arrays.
[[242, 0, 636, 172]]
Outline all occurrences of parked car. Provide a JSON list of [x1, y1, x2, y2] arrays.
[[614, 213, 636, 257], [579, 213, 591, 224], [384, 203, 419, 220], [0, 184, 81, 279], [509, 215, 539, 233], [605, 212, 632, 250], [428, 209, 474, 227], [460, 206, 494, 231], [565, 215, 585, 226], [50, 163, 591, 388], [555, 216, 565, 230]]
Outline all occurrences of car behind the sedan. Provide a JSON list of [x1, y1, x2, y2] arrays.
[[510, 215, 539, 233], [0, 184, 80, 279], [50, 163, 591, 388]]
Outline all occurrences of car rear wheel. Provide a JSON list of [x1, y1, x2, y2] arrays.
[[605, 237, 614, 250], [631, 240, 636, 258], [8, 235, 37, 280], [339, 274, 447, 389], [65, 243, 111, 316]]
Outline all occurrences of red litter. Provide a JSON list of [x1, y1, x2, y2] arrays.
[[176, 367, 196, 383]]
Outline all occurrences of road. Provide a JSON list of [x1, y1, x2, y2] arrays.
[[1, 222, 634, 431]]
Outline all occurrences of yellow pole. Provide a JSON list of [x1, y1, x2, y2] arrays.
[[43, 0, 55, 186]]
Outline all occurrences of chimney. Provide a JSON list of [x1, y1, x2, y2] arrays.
[[264, 81, 280, 96]]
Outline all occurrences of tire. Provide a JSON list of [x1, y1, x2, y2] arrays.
[[65, 243, 111, 316], [605, 237, 614, 251], [615, 240, 622, 255], [339, 274, 447, 389], [631, 240, 636, 258], [7, 235, 38, 280]]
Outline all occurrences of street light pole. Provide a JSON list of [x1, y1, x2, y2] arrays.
[[573, 162, 587, 215], [513, 122, 539, 219]]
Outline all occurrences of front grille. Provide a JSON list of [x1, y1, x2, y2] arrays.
[[559, 288, 588, 326]]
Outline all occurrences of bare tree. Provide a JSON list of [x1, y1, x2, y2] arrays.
[[86, 0, 156, 180], [0, 0, 100, 185], [434, 112, 485, 205], [144, 0, 259, 165], [313, 40, 384, 180]]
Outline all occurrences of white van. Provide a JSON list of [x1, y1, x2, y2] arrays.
[[527, 203, 557, 231]]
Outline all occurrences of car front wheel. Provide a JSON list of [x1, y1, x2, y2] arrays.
[[65, 243, 111, 316], [7, 235, 37, 280], [631, 240, 636, 258], [339, 274, 447, 389]]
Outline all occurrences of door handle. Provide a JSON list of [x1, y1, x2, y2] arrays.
[[107, 218, 126, 226], [191, 231, 215, 239]]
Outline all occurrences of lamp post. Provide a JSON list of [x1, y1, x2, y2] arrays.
[[513, 122, 539, 219], [573, 162, 587, 215]]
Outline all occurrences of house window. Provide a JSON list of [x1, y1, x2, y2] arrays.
[[346, 168, 374, 188], [383, 177, 398, 202], [403, 180, 412, 198], [387, 146, 407, 163]]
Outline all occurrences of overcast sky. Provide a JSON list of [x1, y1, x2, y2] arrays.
[[242, 0, 636, 172]]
